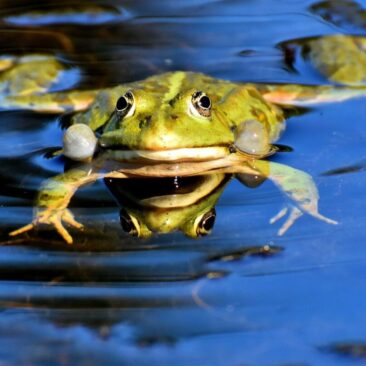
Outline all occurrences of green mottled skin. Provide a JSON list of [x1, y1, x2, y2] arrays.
[[73, 71, 284, 150], [7, 38, 366, 243]]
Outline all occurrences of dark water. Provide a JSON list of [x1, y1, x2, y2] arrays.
[[1, 0, 366, 365]]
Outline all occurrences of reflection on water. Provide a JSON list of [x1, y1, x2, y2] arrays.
[[106, 175, 229, 238], [324, 342, 366, 359], [310, 0, 366, 31], [321, 160, 366, 176], [3, 4, 129, 26], [1, 0, 366, 365]]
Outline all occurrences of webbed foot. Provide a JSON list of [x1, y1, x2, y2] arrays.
[[270, 205, 337, 236], [9, 208, 83, 244], [251, 160, 338, 235]]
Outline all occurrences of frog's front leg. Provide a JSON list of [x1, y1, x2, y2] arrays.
[[248, 159, 337, 235], [10, 168, 102, 244]]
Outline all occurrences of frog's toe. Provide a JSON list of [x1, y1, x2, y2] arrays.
[[307, 211, 338, 226], [270, 206, 303, 236], [269, 207, 289, 225], [50, 217, 74, 245], [44, 209, 83, 244], [9, 223, 36, 237], [62, 209, 84, 229]]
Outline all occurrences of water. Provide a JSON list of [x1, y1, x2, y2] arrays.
[[1, 0, 366, 364]]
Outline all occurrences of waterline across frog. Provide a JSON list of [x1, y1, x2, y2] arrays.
[[5, 44, 366, 243]]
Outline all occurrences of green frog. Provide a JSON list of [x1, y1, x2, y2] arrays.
[[4, 40, 365, 244]]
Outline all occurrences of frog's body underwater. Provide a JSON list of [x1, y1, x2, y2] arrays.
[[5, 34, 366, 244]]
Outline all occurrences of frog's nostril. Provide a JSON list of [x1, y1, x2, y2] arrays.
[[139, 115, 152, 129]]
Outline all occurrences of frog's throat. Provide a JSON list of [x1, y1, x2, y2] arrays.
[[104, 146, 230, 162]]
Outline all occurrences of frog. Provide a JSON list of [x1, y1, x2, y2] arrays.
[[4, 43, 366, 244]]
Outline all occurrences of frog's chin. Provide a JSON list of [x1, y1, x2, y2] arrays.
[[104, 146, 230, 162]]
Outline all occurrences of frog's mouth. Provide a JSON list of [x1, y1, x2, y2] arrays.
[[103, 146, 232, 162]]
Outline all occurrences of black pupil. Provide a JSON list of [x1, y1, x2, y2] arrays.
[[201, 211, 216, 231], [199, 95, 211, 109], [116, 96, 128, 111]]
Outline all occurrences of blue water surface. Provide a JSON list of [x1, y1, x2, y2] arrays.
[[0, 0, 366, 365]]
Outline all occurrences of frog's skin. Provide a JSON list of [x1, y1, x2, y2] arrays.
[[5, 45, 366, 244]]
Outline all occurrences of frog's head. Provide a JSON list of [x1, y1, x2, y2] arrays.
[[98, 72, 235, 161], [66, 72, 283, 162]]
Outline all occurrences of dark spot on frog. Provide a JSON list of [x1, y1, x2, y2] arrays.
[[229, 144, 236, 154], [171, 114, 178, 120], [139, 115, 151, 129], [250, 106, 268, 124], [247, 88, 261, 99], [168, 93, 181, 107]]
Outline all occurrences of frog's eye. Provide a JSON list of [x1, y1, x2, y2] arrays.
[[116, 91, 135, 118], [119, 208, 140, 237], [195, 208, 216, 236], [190, 91, 211, 118]]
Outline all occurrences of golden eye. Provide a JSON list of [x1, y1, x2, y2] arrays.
[[116, 91, 135, 117], [196, 208, 216, 236], [190, 91, 212, 118], [119, 208, 140, 237]]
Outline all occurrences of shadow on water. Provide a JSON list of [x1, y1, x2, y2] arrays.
[[1, 0, 366, 365]]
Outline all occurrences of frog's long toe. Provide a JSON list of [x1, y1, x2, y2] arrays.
[[9, 223, 36, 237], [61, 209, 84, 230]]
